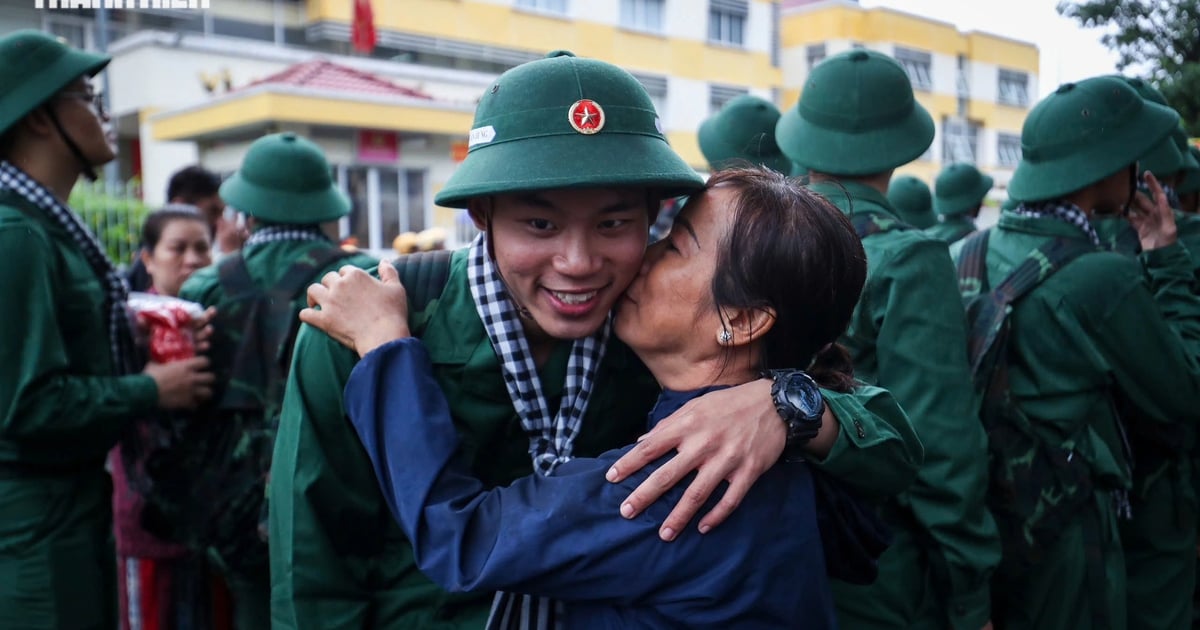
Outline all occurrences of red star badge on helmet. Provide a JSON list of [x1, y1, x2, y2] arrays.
[[568, 99, 605, 135]]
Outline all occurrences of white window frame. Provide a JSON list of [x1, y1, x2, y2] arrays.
[[895, 46, 933, 92], [708, 3, 746, 48], [515, 0, 569, 16], [997, 133, 1022, 167], [620, 0, 665, 33], [998, 69, 1029, 107]]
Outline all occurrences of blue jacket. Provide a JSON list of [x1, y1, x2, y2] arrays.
[[345, 338, 837, 629]]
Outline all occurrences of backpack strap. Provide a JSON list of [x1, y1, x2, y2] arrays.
[[956, 229, 991, 299], [850, 211, 913, 239], [388, 249, 454, 313], [217, 253, 257, 299], [966, 236, 1092, 376]]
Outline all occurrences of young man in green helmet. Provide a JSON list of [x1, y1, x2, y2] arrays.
[[1075, 77, 1200, 630], [776, 48, 1001, 630], [270, 50, 921, 629], [928, 163, 993, 245], [173, 132, 377, 630], [961, 75, 1200, 630], [886, 175, 937, 229], [0, 30, 214, 628]]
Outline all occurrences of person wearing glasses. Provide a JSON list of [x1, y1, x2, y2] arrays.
[[0, 30, 213, 628]]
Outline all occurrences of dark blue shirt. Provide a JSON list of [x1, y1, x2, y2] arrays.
[[345, 338, 836, 629]]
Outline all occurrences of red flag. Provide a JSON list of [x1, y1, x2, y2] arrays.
[[352, 0, 376, 55]]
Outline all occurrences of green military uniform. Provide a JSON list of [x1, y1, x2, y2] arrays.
[[987, 76, 1200, 630], [777, 49, 1001, 630], [886, 175, 937, 229], [1099, 77, 1200, 630], [178, 133, 376, 630], [270, 51, 923, 629], [0, 31, 160, 630], [927, 163, 992, 245]]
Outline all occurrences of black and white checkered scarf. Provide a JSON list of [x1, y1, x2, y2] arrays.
[[0, 160, 138, 375], [243, 224, 328, 249], [468, 232, 609, 630], [467, 232, 610, 475], [1013, 200, 1101, 246]]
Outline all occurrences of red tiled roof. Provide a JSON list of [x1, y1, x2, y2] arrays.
[[242, 59, 433, 99]]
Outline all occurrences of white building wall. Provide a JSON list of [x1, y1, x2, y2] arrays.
[[665, 76, 709, 134], [970, 61, 999, 104], [666, 0, 707, 41], [744, 0, 773, 55]]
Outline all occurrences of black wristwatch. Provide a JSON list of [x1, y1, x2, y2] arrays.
[[770, 370, 825, 447]]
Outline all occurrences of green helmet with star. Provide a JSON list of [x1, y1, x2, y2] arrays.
[[434, 51, 704, 208]]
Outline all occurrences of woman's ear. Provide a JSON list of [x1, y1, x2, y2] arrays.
[[139, 245, 154, 270], [718, 306, 777, 346]]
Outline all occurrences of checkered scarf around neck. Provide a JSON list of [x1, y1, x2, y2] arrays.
[[243, 224, 329, 249], [1013, 200, 1101, 247], [0, 161, 138, 375], [467, 232, 611, 475]]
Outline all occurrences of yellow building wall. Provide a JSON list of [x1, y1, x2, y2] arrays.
[[307, 0, 778, 89], [967, 32, 1038, 74]]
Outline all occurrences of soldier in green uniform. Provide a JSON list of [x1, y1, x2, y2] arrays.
[[928, 163, 992, 244], [0, 30, 213, 629], [965, 75, 1200, 630], [269, 51, 922, 629], [178, 133, 377, 630], [887, 175, 937, 229], [775, 48, 1001, 630]]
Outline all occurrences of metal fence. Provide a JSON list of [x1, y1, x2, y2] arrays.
[[70, 178, 149, 270]]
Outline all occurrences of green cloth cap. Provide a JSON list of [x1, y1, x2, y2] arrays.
[[1008, 76, 1179, 203], [776, 49, 934, 176], [0, 30, 110, 135], [219, 132, 349, 224], [1001, 196, 1019, 211], [934, 162, 993, 216], [435, 51, 703, 208], [886, 175, 936, 228], [698, 94, 793, 174], [1180, 146, 1200, 195]]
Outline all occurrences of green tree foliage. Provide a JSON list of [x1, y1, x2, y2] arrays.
[[1058, 0, 1200, 135]]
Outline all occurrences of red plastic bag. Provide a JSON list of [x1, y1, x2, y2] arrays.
[[128, 293, 204, 363]]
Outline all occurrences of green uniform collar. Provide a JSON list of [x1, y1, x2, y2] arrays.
[[808, 179, 901, 219]]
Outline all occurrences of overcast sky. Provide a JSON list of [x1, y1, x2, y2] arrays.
[[858, 0, 1123, 98]]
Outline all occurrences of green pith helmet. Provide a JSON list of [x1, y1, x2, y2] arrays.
[[0, 29, 110, 135], [435, 51, 703, 208], [219, 132, 350, 224], [1008, 76, 1179, 203], [886, 175, 936, 228], [776, 49, 934, 176], [1117, 76, 1186, 177], [934, 162, 994, 217], [1001, 196, 1019, 212], [1179, 146, 1200, 195], [698, 94, 793, 174]]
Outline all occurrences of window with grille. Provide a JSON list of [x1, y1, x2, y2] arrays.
[[942, 117, 981, 164], [620, 0, 664, 33], [710, 83, 749, 115], [807, 43, 826, 70], [633, 73, 669, 122], [895, 46, 933, 91], [709, 0, 747, 47], [997, 133, 1022, 167], [516, 0, 568, 16], [998, 69, 1029, 107]]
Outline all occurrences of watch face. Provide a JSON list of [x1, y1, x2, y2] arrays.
[[783, 373, 823, 420]]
